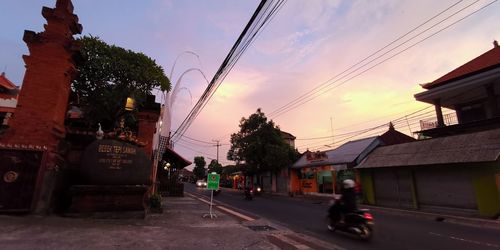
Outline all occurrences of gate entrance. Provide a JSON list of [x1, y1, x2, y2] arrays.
[[0, 150, 44, 212]]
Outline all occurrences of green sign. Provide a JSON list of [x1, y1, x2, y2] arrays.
[[207, 173, 220, 190]]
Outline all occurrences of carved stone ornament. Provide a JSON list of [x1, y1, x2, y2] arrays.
[[3, 171, 19, 183]]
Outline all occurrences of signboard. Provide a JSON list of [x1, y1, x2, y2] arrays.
[[81, 139, 152, 185], [306, 151, 328, 162], [301, 179, 317, 193], [207, 173, 220, 190]]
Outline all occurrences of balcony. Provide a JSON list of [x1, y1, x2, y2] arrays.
[[419, 113, 458, 130]]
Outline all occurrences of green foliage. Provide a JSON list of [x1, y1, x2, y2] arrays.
[[221, 164, 241, 175], [227, 108, 300, 175], [193, 156, 206, 180], [207, 160, 223, 174], [72, 35, 171, 130], [149, 192, 162, 209]]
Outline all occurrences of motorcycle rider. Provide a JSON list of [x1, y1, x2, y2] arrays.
[[328, 179, 358, 229]]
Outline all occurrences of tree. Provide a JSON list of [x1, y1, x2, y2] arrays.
[[71, 35, 171, 130], [193, 156, 206, 180], [227, 108, 300, 176], [207, 160, 223, 174]]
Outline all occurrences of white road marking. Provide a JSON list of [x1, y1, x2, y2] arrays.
[[429, 232, 499, 248], [185, 193, 255, 221], [217, 206, 255, 221]]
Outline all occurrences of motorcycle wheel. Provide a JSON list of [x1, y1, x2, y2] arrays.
[[358, 225, 373, 241], [326, 217, 335, 232]]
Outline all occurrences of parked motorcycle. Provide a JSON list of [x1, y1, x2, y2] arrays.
[[327, 208, 374, 240], [244, 187, 253, 200]]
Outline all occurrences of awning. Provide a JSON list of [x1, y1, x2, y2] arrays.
[[162, 147, 191, 167]]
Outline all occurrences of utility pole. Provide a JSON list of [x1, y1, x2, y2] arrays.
[[212, 140, 220, 163], [330, 117, 334, 146]]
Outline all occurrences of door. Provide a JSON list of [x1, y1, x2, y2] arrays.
[[414, 166, 477, 210], [0, 149, 44, 211], [373, 168, 414, 208]]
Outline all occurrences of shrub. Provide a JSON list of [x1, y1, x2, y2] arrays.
[[149, 193, 162, 210]]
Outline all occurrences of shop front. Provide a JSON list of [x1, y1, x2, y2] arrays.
[[291, 162, 349, 195]]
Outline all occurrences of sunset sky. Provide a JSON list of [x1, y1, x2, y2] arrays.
[[1, 0, 499, 168]]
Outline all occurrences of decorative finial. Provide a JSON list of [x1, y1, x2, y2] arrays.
[[96, 123, 104, 139]]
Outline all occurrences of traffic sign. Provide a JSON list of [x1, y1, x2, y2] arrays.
[[207, 173, 220, 190]]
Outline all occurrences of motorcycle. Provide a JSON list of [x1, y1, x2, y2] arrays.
[[327, 209, 374, 240], [254, 186, 262, 195], [327, 197, 374, 240], [244, 187, 253, 200]]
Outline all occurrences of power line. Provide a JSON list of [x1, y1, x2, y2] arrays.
[[268, 0, 491, 119], [171, 0, 286, 143], [268, 0, 465, 117]]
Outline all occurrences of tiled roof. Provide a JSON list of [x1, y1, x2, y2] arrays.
[[356, 127, 500, 168], [0, 93, 17, 99], [0, 72, 17, 90], [292, 136, 380, 168], [422, 41, 500, 89], [280, 130, 296, 140], [0, 107, 15, 113]]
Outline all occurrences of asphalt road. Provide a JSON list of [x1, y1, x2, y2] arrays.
[[185, 184, 500, 250]]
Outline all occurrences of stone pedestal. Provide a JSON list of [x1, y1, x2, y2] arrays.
[[66, 139, 152, 216], [67, 185, 148, 218]]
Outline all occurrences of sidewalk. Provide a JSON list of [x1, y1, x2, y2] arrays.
[[0, 195, 341, 250]]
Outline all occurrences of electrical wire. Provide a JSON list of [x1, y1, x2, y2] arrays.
[[268, 0, 493, 119], [171, 0, 286, 143]]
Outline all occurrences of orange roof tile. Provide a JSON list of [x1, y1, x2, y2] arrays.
[[423, 41, 500, 89], [0, 72, 18, 90], [0, 93, 17, 99], [0, 107, 15, 113]]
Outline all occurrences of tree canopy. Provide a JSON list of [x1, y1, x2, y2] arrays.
[[193, 156, 206, 180], [71, 35, 171, 130], [207, 160, 223, 174], [227, 109, 300, 175]]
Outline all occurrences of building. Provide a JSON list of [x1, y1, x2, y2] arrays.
[[290, 125, 414, 195], [259, 130, 297, 193], [0, 72, 19, 127], [414, 40, 500, 137], [357, 41, 500, 218], [280, 130, 296, 148]]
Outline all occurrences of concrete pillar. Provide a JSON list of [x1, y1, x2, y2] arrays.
[[434, 99, 445, 127], [484, 84, 499, 119]]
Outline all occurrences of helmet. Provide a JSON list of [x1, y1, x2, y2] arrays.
[[343, 179, 355, 189]]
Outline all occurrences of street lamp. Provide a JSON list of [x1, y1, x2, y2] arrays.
[[164, 162, 171, 179], [163, 162, 171, 170], [125, 97, 135, 111]]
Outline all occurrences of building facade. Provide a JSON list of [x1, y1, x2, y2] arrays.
[[357, 41, 500, 218]]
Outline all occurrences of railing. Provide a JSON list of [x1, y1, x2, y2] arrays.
[[419, 113, 458, 130]]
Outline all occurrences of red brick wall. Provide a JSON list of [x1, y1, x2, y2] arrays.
[[137, 110, 160, 159], [1, 1, 81, 150]]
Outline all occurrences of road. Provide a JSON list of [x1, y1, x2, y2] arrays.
[[185, 184, 500, 250]]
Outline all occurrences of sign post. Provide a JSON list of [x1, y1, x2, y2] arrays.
[[204, 172, 220, 219]]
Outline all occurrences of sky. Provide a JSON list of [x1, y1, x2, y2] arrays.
[[1, 0, 499, 169]]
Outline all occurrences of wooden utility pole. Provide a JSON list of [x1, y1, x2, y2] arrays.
[[212, 140, 220, 163]]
